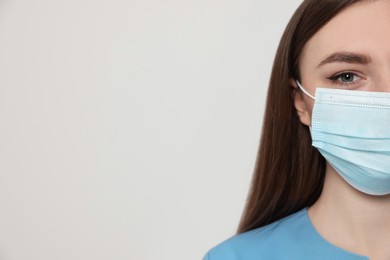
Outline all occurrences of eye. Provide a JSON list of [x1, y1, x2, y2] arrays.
[[327, 72, 362, 85], [338, 73, 355, 83]]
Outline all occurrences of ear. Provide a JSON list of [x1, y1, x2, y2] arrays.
[[290, 79, 311, 126]]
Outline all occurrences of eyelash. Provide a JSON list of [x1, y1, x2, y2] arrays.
[[327, 72, 362, 87]]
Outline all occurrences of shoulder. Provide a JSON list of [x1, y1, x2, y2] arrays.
[[202, 209, 309, 260]]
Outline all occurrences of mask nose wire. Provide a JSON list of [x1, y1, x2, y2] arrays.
[[296, 80, 316, 100]]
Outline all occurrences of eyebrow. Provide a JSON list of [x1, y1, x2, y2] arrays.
[[318, 52, 372, 67]]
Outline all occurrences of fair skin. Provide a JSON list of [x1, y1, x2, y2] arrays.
[[292, 0, 390, 259]]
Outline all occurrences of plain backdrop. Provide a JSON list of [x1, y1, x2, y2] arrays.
[[0, 0, 302, 259]]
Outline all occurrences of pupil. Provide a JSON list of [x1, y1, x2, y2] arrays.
[[342, 74, 353, 82]]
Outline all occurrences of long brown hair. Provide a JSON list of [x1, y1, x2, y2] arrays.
[[237, 0, 365, 234]]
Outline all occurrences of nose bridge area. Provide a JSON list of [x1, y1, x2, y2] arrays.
[[372, 60, 390, 92], [383, 71, 390, 92], [374, 73, 390, 92]]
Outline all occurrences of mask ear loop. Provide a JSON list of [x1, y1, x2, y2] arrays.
[[295, 80, 316, 100]]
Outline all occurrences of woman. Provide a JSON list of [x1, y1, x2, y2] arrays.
[[204, 0, 390, 259]]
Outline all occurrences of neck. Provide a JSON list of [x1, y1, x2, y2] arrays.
[[309, 163, 390, 258]]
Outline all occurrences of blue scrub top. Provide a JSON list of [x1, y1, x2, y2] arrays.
[[203, 208, 369, 260]]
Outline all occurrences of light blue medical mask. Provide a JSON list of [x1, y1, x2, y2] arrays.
[[296, 81, 390, 195]]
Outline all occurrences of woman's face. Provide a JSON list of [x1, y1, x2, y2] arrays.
[[294, 0, 390, 126]]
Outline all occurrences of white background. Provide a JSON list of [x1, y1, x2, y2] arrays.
[[0, 0, 302, 259]]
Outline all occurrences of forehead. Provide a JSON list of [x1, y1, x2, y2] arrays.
[[300, 0, 390, 68]]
